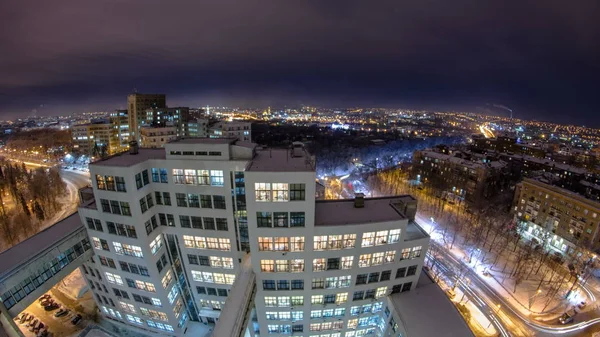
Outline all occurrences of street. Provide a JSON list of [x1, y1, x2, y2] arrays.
[[420, 213, 600, 337]]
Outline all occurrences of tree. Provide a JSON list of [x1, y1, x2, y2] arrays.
[[33, 201, 45, 221], [19, 194, 30, 218]]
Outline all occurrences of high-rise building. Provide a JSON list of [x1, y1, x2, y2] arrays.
[[109, 110, 130, 153], [78, 139, 429, 336], [127, 94, 167, 142]]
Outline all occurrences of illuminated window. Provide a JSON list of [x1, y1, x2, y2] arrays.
[[255, 183, 271, 201]]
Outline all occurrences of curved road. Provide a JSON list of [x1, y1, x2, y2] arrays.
[[423, 213, 600, 337]]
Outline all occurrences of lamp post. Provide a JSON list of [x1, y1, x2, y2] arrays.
[[529, 289, 542, 310]]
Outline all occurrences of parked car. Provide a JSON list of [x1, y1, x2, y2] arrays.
[[559, 310, 577, 324], [38, 295, 51, 302], [71, 314, 82, 325], [24, 314, 34, 323], [54, 308, 69, 317], [578, 301, 587, 309], [34, 322, 45, 333], [27, 318, 38, 328], [37, 328, 48, 337], [18, 313, 30, 324], [44, 303, 59, 311], [28, 320, 39, 331]]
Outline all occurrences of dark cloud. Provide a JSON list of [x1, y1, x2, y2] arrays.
[[0, 0, 598, 124]]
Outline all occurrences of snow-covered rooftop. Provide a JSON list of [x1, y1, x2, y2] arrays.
[[314, 196, 417, 227], [247, 148, 315, 172], [390, 272, 475, 337]]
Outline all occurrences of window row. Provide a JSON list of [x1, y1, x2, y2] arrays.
[[126, 278, 156, 293], [309, 293, 348, 305], [190, 271, 236, 285], [258, 236, 305, 252], [198, 299, 226, 311], [86, 217, 103, 232], [107, 222, 137, 238], [139, 193, 154, 213], [265, 311, 304, 321], [196, 286, 229, 297], [262, 279, 305, 291], [255, 183, 305, 202], [264, 296, 305, 307], [161, 270, 174, 289], [313, 257, 354, 271], [151, 168, 168, 183], [176, 193, 226, 209], [145, 216, 159, 235], [256, 211, 305, 227], [150, 235, 163, 255], [139, 307, 168, 322], [349, 302, 383, 316], [146, 319, 174, 332], [260, 259, 305, 273], [312, 275, 352, 289], [314, 234, 356, 250], [358, 251, 396, 267], [352, 286, 388, 301], [187, 255, 234, 269], [182, 236, 231, 251], [267, 324, 304, 334], [310, 308, 346, 319], [172, 169, 224, 186], [400, 246, 422, 260], [396, 265, 418, 278], [135, 170, 150, 189], [114, 242, 144, 258], [154, 191, 171, 206], [309, 321, 344, 332], [96, 175, 126, 192], [361, 230, 401, 247], [170, 150, 222, 156], [179, 215, 228, 231], [346, 316, 380, 329], [100, 199, 131, 216], [355, 270, 391, 285]]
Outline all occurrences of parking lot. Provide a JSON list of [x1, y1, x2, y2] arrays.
[[15, 288, 91, 337]]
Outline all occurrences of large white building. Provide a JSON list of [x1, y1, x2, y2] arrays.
[[77, 138, 429, 337]]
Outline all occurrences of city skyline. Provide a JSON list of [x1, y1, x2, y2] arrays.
[[1, 1, 599, 126]]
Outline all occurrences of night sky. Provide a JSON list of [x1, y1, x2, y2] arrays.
[[0, 1, 598, 125]]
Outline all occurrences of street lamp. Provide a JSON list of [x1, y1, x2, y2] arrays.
[[529, 289, 542, 310]]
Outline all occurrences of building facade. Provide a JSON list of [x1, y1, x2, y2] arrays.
[[78, 139, 429, 337], [127, 94, 167, 142], [140, 126, 178, 148], [513, 178, 600, 255], [210, 121, 251, 142], [411, 150, 507, 206], [71, 121, 113, 156]]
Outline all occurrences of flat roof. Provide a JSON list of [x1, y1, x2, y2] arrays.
[[405, 220, 429, 241], [168, 137, 237, 145], [247, 149, 315, 172], [0, 213, 84, 277], [315, 196, 410, 226], [91, 148, 166, 167], [390, 273, 475, 337]]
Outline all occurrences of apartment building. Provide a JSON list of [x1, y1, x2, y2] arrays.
[[513, 177, 600, 256], [140, 126, 178, 148], [71, 121, 113, 156], [78, 139, 429, 337], [210, 121, 251, 142], [411, 150, 507, 205]]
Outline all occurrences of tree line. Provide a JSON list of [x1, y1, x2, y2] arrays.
[[0, 159, 67, 250]]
